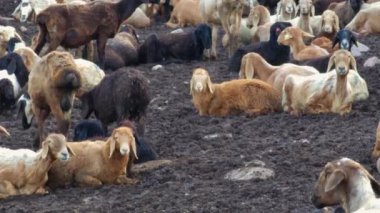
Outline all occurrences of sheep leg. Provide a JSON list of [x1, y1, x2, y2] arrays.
[[339, 103, 352, 116], [305, 91, 329, 114], [210, 25, 218, 59], [35, 186, 48, 195], [34, 108, 50, 148], [245, 108, 269, 117], [34, 25, 47, 54], [0, 180, 18, 197], [44, 37, 63, 56], [96, 35, 107, 69], [116, 175, 139, 185], [75, 174, 102, 187]]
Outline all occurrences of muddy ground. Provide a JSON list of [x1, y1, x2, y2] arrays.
[[1, 0, 380, 212]]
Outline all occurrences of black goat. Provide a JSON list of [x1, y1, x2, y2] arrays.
[[138, 24, 212, 64], [228, 22, 292, 72]]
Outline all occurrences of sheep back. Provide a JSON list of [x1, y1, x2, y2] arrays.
[[81, 68, 150, 126], [74, 59, 105, 97]]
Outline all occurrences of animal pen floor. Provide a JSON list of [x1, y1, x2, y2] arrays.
[[1, 1, 380, 212]]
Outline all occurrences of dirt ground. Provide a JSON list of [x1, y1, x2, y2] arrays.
[[1, 1, 380, 212]]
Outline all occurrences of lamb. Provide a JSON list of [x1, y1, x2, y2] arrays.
[[28, 51, 81, 147], [0, 134, 74, 199], [311, 158, 380, 213], [275, 0, 297, 21], [138, 24, 211, 63], [277, 26, 329, 61], [190, 68, 282, 116], [282, 49, 368, 116], [228, 21, 292, 73], [239, 52, 319, 92], [199, 0, 245, 58], [47, 127, 138, 189], [345, 6, 380, 36], [80, 68, 150, 136], [104, 24, 140, 71], [292, 29, 358, 72], [33, 0, 159, 68], [0, 52, 30, 110], [165, 0, 202, 28]]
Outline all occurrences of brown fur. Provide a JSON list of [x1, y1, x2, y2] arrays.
[[0, 134, 74, 199], [246, 5, 271, 42], [14, 47, 40, 72], [28, 51, 81, 147], [311, 36, 338, 53], [372, 121, 380, 159], [190, 68, 282, 117], [239, 52, 319, 92], [165, 0, 202, 28], [277, 26, 329, 61], [47, 127, 138, 189], [126, 8, 151, 28]]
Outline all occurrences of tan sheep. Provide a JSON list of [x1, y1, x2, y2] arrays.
[[0, 134, 74, 199], [125, 8, 151, 29], [28, 51, 81, 147], [47, 126, 138, 189], [14, 47, 41, 72], [345, 5, 380, 36], [239, 52, 319, 92], [165, 0, 202, 28], [190, 68, 282, 117], [277, 26, 329, 61], [312, 158, 380, 212]]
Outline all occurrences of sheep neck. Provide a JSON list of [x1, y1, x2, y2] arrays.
[[116, 0, 143, 24], [282, 12, 293, 21], [298, 14, 311, 34], [344, 171, 377, 212], [289, 37, 307, 58], [335, 74, 348, 103], [193, 87, 215, 115], [253, 57, 277, 81]]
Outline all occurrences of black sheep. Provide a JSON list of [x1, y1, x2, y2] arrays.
[[228, 22, 292, 73], [0, 52, 29, 87], [292, 30, 358, 73], [138, 24, 212, 64], [80, 68, 151, 136]]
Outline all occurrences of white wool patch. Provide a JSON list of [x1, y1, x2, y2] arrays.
[[0, 70, 21, 98], [18, 94, 34, 124], [0, 147, 38, 166]]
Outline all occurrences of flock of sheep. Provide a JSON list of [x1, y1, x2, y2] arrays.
[[0, 0, 379, 211]]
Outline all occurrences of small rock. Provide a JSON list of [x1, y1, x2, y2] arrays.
[[225, 166, 275, 181], [171, 28, 184, 34], [20, 26, 27, 32], [364, 56, 380, 68], [203, 133, 233, 140], [152, 64, 163, 71]]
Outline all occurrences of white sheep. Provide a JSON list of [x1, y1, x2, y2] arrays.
[[282, 49, 368, 116], [312, 158, 380, 212], [0, 134, 74, 199]]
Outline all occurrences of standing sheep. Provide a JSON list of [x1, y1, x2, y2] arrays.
[[80, 68, 150, 136], [28, 51, 81, 148]]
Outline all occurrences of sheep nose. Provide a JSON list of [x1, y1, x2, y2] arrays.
[[324, 26, 332, 33], [338, 66, 346, 74], [341, 40, 349, 49], [61, 152, 68, 160], [247, 24, 253, 28]]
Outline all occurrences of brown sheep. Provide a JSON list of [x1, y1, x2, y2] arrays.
[[28, 51, 81, 148], [47, 126, 138, 189], [33, 0, 159, 68], [190, 68, 282, 117], [165, 0, 202, 28]]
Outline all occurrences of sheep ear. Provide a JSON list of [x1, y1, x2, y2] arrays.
[[325, 169, 345, 192], [67, 144, 76, 156], [332, 36, 340, 49], [206, 76, 214, 94], [276, 1, 282, 15], [326, 54, 335, 72], [310, 5, 315, 17], [302, 31, 314, 39], [109, 134, 117, 158], [130, 136, 138, 159], [292, 2, 297, 18], [41, 139, 50, 159], [334, 14, 340, 32], [351, 35, 359, 47], [240, 55, 254, 79], [349, 54, 358, 72], [6, 57, 17, 75]]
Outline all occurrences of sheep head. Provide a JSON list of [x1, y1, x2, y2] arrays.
[[247, 5, 270, 29], [19, 0, 33, 23], [348, 0, 362, 13], [190, 68, 214, 95], [277, 26, 314, 46], [109, 127, 137, 159], [239, 53, 260, 79], [194, 24, 212, 50], [40, 134, 75, 161], [327, 49, 357, 75], [333, 30, 358, 51], [321, 10, 340, 34], [311, 158, 380, 209], [298, 0, 314, 17], [277, 0, 297, 18], [17, 93, 34, 130]]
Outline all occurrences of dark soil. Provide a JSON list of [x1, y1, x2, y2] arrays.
[[1, 1, 380, 212]]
